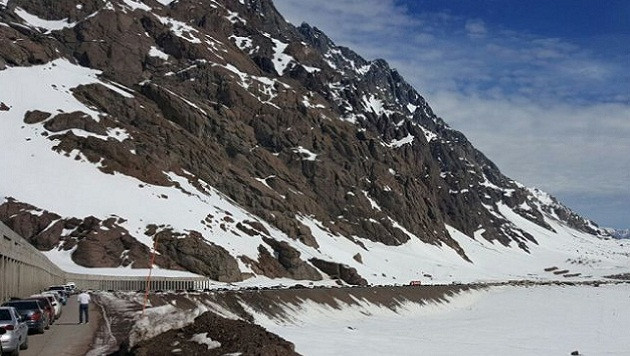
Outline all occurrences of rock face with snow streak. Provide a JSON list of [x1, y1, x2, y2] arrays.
[[0, 0, 623, 284]]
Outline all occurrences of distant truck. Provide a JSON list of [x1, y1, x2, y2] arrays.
[[409, 280, 422, 286]]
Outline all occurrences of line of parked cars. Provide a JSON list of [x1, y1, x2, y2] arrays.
[[0, 283, 75, 356]]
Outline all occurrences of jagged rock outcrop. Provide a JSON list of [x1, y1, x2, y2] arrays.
[[154, 229, 243, 282], [0, 199, 62, 250], [309, 258, 368, 286]]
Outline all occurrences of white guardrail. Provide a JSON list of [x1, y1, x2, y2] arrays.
[[1, 222, 213, 303]]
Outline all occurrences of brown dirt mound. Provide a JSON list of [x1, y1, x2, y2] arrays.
[[129, 311, 299, 356]]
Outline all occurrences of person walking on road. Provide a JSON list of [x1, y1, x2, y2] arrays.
[[77, 290, 91, 324]]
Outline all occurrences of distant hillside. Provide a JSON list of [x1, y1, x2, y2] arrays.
[[605, 228, 630, 239]]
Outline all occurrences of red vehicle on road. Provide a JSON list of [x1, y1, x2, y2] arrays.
[[23, 296, 55, 325]]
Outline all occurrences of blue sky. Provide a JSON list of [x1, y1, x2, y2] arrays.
[[274, 0, 630, 229]]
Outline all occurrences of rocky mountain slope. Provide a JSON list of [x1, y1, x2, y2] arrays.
[[0, 0, 627, 285]]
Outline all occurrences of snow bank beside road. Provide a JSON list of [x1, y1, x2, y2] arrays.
[[93, 283, 630, 355], [250, 284, 630, 355]]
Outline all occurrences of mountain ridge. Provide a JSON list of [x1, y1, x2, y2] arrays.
[[0, 0, 626, 285]]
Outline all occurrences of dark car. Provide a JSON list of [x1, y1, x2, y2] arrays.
[[1, 301, 48, 334], [23, 297, 55, 325]]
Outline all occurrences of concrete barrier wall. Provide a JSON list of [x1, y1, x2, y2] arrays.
[[66, 273, 214, 292], [1, 222, 214, 303], [1, 223, 66, 302]]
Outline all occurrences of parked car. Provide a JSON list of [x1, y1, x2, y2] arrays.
[[0, 307, 29, 355], [31, 295, 61, 320], [22, 297, 55, 325], [0, 327, 5, 355], [45, 288, 67, 305], [0, 301, 48, 334], [47, 286, 69, 299], [42, 291, 64, 309]]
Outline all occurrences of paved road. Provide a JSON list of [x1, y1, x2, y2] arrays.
[[22, 295, 101, 356]]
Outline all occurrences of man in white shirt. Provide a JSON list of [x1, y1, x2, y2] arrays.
[[77, 290, 91, 324]]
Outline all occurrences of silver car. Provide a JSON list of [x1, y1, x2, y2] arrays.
[[0, 327, 5, 355], [45, 288, 66, 305], [0, 307, 29, 355]]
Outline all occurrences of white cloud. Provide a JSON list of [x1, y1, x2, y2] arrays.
[[430, 91, 630, 196], [465, 19, 487, 37], [275, 0, 414, 39]]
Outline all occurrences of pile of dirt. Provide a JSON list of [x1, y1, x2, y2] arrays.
[[127, 311, 298, 356]]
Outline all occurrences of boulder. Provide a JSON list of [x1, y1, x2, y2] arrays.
[[309, 258, 367, 286], [156, 230, 243, 282]]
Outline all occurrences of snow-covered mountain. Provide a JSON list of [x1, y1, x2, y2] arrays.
[[0, 0, 628, 285], [605, 228, 630, 239]]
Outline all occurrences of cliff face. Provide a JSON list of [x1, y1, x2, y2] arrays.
[[0, 0, 612, 284]]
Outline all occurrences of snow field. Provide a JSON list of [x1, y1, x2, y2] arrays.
[[95, 283, 630, 355], [14, 7, 77, 33], [246, 284, 630, 356]]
